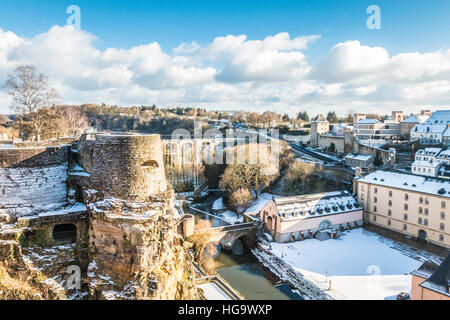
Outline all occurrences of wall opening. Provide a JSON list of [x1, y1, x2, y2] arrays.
[[141, 160, 159, 168], [319, 220, 332, 230], [418, 230, 427, 242], [52, 224, 77, 244]]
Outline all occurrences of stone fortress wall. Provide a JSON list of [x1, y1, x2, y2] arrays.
[[0, 133, 197, 300], [0, 146, 69, 218], [88, 134, 167, 200]]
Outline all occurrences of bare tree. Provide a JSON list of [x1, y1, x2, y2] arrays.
[[57, 105, 89, 136], [7, 65, 61, 141]]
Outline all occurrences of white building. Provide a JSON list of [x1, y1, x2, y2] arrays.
[[436, 149, 450, 165], [354, 118, 400, 141], [415, 148, 442, 162], [412, 148, 450, 178], [259, 191, 363, 242], [443, 127, 450, 147], [411, 110, 450, 144], [331, 123, 352, 137], [344, 153, 374, 169], [412, 160, 442, 177]]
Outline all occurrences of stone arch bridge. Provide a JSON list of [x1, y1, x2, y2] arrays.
[[194, 222, 257, 253]]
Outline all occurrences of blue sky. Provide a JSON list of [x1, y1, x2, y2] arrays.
[[2, 0, 449, 57], [1, 0, 450, 115]]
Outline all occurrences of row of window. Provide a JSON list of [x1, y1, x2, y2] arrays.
[[372, 216, 446, 242], [372, 208, 446, 230], [371, 194, 446, 209], [413, 166, 434, 174]]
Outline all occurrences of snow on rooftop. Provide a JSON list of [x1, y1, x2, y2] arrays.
[[402, 114, 429, 123], [416, 148, 442, 156], [437, 149, 450, 158], [358, 170, 450, 198], [355, 118, 378, 124], [273, 191, 361, 220]]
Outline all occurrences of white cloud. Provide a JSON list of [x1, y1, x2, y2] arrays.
[[0, 27, 450, 116]]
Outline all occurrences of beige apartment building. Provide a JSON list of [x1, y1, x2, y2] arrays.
[[354, 170, 450, 249]]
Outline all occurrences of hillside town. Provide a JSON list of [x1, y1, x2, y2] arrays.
[[1, 89, 449, 300], [0, 1, 449, 305]]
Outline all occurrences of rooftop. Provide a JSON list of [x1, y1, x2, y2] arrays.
[[311, 114, 327, 123], [416, 148, 442, 157], [437, 149, 450, 159], [357, 170, 450, 198], [272, 191, 361, 220], [420, 254, 450, 297], [355, 118, 378, 125], [402, 114, 430, 123]]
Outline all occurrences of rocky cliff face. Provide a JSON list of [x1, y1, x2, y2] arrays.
[[0, 134, 199, 300], [85, 188, 198, 300]]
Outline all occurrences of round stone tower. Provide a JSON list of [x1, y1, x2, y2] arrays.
[[90, 134, 167, 200]]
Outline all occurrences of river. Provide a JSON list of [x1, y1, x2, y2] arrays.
[[188, 197, 303, 300], [214, 244, 303, 300]]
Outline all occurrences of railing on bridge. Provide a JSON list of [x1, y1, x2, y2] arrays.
[[194, 222, 256, 233], [187, 205, 256, 232]]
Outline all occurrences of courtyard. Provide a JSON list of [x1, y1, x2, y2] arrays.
[[267, 228, 445, 300]]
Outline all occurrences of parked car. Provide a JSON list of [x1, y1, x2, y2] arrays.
[[396, 292, 410, 300]]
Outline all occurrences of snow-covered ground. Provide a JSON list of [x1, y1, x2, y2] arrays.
[[267, 228, 441, 300], [212, 198, 224, 211], [244, 193, 277, 215], [217, 210, 244, 224], [198, 282, 233, 300], [208, 194, 276, 224]]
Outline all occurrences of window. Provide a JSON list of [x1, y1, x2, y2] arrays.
[[439, 234, 444, 242], [374, 187, 378, 194], [388, 200, 392, 207], [425, 198, 429, 205], [425, 208, 429, 216], [373, 206, 377, 212], [389, 191, 393, 197], [442, 202, 446, 209], [424, 219, 428, 226], [418, 217, 423, 224], [419, 207, 423, 214], [441, 212, 445, 220], [403, 214, 408, 221], [388, 209, 392, 216], [373, 215, 377, 222], [404, 204, 408, 210], [374, 197, 377, 203], [361, 185, 365, 191], [388, 219, 391, 226], [403, 224, 407, 231], [440, 223, 445, 231], [419, 197, 423, 204], [405, 194, 409, 201]]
